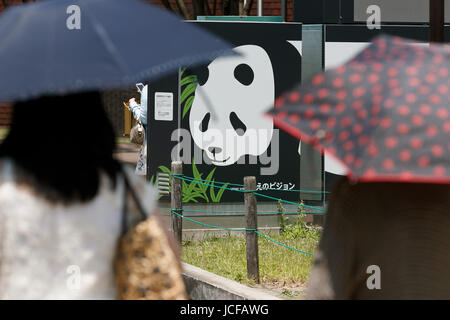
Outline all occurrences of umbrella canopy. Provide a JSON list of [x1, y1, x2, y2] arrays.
[[0, 0, 233, 103], [268, 35, 450, 184]]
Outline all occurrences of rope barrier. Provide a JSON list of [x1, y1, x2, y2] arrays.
[[255, 231, 314, 256], [171, 174, 326, 213], [170, 209, 314, 256], [172, 174, 330, 194], [252, 192, 325, 212], [171, 174, 244, 188], [182, 209, 325, 215], [169, 174, 321, 255], [171, 209, 256, 232]]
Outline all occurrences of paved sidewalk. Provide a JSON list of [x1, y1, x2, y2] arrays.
[[114, 142, 140, 165], [0, 134, 141, 166]]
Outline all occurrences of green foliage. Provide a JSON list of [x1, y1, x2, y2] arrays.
[[157, 159, 227, 203], [0, 128, 9, 140], [281, 290, 297, 297], [209, 180, 228, 202], [180, 67, 198, 119], [277, 200, 289, 233], [182, 96, 195, 119], [182, 234, 318, 295], [234, 271, 244, 282], [280, 201, 321, 241]]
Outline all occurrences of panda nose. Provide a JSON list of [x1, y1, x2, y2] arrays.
[[208, 147, 222, 155]]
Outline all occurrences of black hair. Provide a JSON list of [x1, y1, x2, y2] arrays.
[[0, 91, 121, 203]]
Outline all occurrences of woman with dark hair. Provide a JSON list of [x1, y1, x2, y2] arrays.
[[0, 92, 182, 299], [128, 83, 149, 176]]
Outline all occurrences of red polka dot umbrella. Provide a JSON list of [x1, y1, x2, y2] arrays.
[[268, 35, 450, 184]]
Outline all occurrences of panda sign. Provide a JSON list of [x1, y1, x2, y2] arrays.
[[149, 22, 304, 203]]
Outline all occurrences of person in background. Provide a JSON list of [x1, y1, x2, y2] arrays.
[[129, 83, 148, 134], [129, 84, 148, 176], [0, 92, 182, 299]]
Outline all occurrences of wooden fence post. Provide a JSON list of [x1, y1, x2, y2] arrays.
[[244, 176, 260, 284], [171, 161, 183, 245]]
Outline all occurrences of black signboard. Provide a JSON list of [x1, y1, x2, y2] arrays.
[[147, 22, 303, 203]]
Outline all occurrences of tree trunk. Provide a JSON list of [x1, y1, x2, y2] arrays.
[[238, 0, 244, 15], [244, 0, 254, 15], [174, 0, 192, 19]]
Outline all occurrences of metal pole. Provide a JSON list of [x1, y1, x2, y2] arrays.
[[171, 161, 183, 245], [300, 25, 325, 203], [244, 176, 260, 284], [257, 0, 262, 16], [281, 0, 286, 21], [430, 0, 445, 43]]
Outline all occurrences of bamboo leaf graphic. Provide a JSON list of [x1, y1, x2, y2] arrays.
[[186, 180, 198, 194], [204, 168, 216, 185], [182, 180, 189, 193], [214, 183, 228, 202], [192, 159, 202, 180], [158, 165, 171, 174], [191, 160, 210, 201], [180, 83, 196, 104], [183, 190, 204, 203], [210, 181, 218, 202], [182, 95, 195, 119], [200, 168, 216, 200], [180, 75, 197, 87]]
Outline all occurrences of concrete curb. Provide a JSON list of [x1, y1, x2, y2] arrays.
[[182, 263, 281, 300]]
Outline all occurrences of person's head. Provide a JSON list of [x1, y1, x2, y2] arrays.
[[0, 91, 121, 204]]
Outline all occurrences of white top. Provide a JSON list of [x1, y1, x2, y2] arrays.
[[0, 159, 157, 300]]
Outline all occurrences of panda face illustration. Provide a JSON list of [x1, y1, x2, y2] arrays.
[[189, 45, 275, 166]]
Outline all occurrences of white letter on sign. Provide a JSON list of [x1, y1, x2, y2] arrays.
[[366, 5, 381, 30], [66, 5, 81, 30], [366, 265, 381, 290]]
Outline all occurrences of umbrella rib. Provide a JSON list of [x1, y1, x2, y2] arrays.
[[83, 7, 131, 76], [0, 5, 34, 52]]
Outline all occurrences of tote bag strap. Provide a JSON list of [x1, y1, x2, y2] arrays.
[[120, 166, 148, 235]]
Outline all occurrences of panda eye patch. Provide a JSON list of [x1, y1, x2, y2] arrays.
[[230, 112, 247, 136], [234, 64, 254, 86], [195, 66, 209, 86], [200, 112, 210, 132]]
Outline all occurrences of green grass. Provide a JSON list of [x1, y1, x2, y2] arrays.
[[0, 128, 9, 140], [181, 229, 320, 289]]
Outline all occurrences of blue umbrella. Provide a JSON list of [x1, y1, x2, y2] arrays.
[[0, 0, 233, 102]]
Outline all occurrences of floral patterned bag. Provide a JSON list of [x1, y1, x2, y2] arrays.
[[130, 120, 144, 146], [114, 169, 188, 300]]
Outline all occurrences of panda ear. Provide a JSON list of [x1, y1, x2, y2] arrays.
[[191, 65, 209, 86]]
